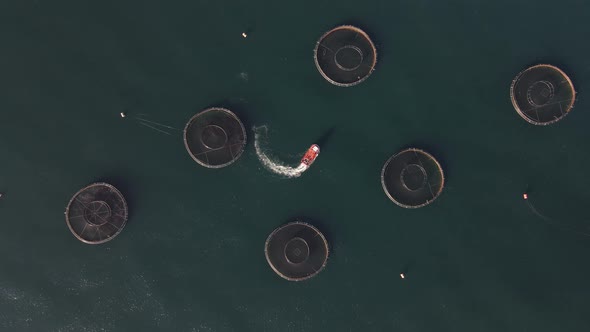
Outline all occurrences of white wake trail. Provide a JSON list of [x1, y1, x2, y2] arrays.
[[253, 126, 309, 178]]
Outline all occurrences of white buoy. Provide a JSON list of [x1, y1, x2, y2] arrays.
[[242, 32, 247, 38], [523, 193, 528, 200], [120, 112, 126, 118], [400, 273, 405, 279]]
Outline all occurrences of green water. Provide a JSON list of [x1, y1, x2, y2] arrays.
[[2, 0, 590, 331]]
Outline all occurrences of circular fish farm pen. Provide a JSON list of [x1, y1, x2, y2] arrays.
[[65, 183, 128, 244], [264, 221, 329, 281], [510, 64, 576, 125], [183, 108, 247, 168], [314, 25, 377, 87], [381, 148, 445, 208]]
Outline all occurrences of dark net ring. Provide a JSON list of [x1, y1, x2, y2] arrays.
[[381, 148, 445, 208], [510, 64, 575, 125], [184, 108, 247, 168], [265, 221, 329, 281], [65, 183, 128, 244], [314, 25, 377, 87]]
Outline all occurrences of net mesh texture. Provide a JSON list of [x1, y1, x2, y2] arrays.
[[510, 64, 575, 125], [184, 108, 247, 168], [381, 148, 445, 208], [314, 25, 377, 87]]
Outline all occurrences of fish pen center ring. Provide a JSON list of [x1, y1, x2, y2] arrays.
[[527, 80, 555, 106], [200, 124, 228, 150], [334, 45, 364, 71], [400, 163, 428, 191], [83, 200, 112, 226], [284, 237, 310, 264]]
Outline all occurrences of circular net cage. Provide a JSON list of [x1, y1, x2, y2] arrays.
[[314, 25, 377, 87], [264, 221, 329, 281], [183, 108, 247, 168], [65, 183, 128, 244], [510, 64, 575, 125], [381, 148, 445, 208]]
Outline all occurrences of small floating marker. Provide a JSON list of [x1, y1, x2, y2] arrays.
[[242, 32, 247, 38], [0, 193, 3, 199], [400, 273, 405, 279], [120, 112, 126, 118], [523, 193, 528, 200]]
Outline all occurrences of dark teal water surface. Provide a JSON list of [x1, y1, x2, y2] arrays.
[[2, 0, 590, 331]]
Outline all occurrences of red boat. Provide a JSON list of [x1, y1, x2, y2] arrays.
[[300, 144, 320, 167]]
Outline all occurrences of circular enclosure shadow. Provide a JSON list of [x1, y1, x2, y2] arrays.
[[65, 183, 128, 244], [265, 221, 329, 281], [184, 108, 247, 168], [510, 64, 575, 125], [314, 25, 377, 87], [381, 148, 445, 208]]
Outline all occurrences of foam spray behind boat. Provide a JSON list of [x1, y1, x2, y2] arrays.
[[253, 126, 320, 178]]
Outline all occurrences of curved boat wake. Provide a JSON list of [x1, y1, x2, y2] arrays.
[[523, 192, 590, 237], [253, 126, 311, 178]]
